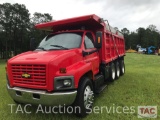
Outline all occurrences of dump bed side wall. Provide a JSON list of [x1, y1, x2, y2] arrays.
[[101, 31, 125, 64]]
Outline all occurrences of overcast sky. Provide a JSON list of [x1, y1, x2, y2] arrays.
[[0, 0, 160, 32]]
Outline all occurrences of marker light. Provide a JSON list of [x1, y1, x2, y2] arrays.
[[60, 68, 66, 73], [98, 37, 101, 43]]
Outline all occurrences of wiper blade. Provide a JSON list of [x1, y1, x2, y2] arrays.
[[50, 45, 69, 50], [36, 47, 46, 51]]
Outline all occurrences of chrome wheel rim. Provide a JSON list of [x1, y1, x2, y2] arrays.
[[84, 85, 94, 108]]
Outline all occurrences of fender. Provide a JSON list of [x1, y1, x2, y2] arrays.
[[56, 61, 93, 88]]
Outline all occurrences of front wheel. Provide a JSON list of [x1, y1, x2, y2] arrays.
[[73, 77, 94, 117]]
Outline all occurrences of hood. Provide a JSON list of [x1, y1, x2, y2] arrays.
[[9, 49, 82, 66]]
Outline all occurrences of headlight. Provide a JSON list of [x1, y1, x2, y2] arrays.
[[63, 80, 72, 87], [54, 76, 74, 90]]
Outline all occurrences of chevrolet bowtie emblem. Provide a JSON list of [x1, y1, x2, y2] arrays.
[[22, 73, 31, 78]]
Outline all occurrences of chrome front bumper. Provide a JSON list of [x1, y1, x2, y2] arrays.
[[7, 85, 77, 106]]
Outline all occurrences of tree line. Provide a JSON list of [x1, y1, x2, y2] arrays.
[[120, 25, 160, 50], [0, 3, 52, 59], [0, 3, 160, 59]]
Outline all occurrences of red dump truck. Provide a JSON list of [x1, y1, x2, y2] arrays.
[[6, 14, 125, 117]]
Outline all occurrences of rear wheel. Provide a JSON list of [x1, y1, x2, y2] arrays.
[[119, 60, 125, 75], [109, 62, 116, 82], [74, 77, 94, 117], [115, 61, 120, 79]]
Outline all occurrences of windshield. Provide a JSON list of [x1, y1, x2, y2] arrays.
[[36, 32, 82, 51]]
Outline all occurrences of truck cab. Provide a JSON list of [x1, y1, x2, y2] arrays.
[[6, 14, 125, 117]]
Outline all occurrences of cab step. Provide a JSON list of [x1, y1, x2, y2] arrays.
[[95, 84, 107, 94]]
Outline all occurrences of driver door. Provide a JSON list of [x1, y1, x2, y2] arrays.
[[83, 32, 100, 75]]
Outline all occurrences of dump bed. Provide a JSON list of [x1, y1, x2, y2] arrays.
[[101, 23, 125, 63], [35, 14, 125, 64]]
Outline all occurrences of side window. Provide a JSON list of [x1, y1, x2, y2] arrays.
[[84, 32, 94, 49]]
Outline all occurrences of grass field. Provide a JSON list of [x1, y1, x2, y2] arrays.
[[0, 53, 160, 120]]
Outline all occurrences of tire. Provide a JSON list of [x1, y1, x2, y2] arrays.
[[73, 77, 94, 117], [109, 62, 116, 82], [119, 60, 125, 76], [115, 61, 120, 79]]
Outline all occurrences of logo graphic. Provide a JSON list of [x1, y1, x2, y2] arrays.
[[138, 106, 157, 118], [22, 73, 31, 78]]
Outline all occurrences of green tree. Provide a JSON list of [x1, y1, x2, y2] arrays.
[[121, 25, 160, 50], [29, 12, 52, 47], [31, 12, 52, 24], [148, 24, 158, 32], [136, 27, 146, 47], [146, 25, 159, 47], [0, 3, 30, 58], [121, 28, 130, 49]]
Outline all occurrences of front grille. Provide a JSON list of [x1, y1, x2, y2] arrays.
[[11, 64, 46, 87]]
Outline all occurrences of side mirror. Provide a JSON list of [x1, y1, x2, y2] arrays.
[[82, 49, 98, 57], [95, 31, 102, 49], [82, 51, 88, 57], [30, 38, 35, 50]]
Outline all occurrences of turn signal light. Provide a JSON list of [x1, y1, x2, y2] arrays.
[[98, 37, 101, 43], [60, 68, 66, 73]]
